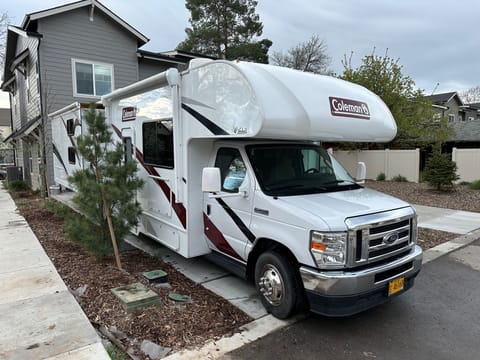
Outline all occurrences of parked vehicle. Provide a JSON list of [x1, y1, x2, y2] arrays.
[[53, 60, 423, 318]]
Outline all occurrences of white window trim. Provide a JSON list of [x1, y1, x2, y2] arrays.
[[71, 58, 115, 98], [448, 113, 455, 122]]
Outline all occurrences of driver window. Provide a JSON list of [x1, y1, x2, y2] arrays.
[[215, 148, 246, 193]]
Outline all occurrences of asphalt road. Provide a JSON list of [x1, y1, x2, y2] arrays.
[[224, 240, 480, 360]]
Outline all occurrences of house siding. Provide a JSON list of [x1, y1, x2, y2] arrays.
[[36, 6, 141, 186], [9, 34, 42, 182], [138, 60, 171, 80]]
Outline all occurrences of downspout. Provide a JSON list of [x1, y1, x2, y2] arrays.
[[35, 35, 49, 197]]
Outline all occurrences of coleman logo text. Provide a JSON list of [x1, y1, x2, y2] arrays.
[[329, 97, 370, 120], [122, 107, 136, 122]]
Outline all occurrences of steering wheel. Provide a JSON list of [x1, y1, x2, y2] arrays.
[[305, 168, 319, 174]]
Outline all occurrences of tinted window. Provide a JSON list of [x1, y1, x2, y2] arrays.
[[143, 119, 174, 168]]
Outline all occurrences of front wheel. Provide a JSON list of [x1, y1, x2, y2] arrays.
[[254, 251, 304, 319]]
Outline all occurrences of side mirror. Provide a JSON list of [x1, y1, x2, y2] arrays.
[[356, 161, 366, 184], [202, 167, 221, 193]]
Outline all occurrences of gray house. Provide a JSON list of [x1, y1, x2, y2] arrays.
[[1, 0, 204, 190], [424, 92, 480, 148]]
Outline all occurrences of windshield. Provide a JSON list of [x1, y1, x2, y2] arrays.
[[246, 144, 361, 196]]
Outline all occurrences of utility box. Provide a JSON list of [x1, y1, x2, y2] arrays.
[[7, 166, 23, 182]]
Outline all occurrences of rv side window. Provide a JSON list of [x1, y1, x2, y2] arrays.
[[142, 119, 174, 168], [68, 147, 76, 164], [214, 148, 246, 193], [66, 119, 74, 136], [123, 137, 133, 162]]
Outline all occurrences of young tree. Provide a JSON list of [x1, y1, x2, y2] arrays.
[[66, 104, 144, 266], [271, 34, 332, 74], [423, 147, 459, 191], [177, 0, 272, 63], [341, 49, 451, 147], [460, 86, 480, 104]]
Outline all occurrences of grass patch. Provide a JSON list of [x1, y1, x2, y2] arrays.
[[468, 180, 480, 190]]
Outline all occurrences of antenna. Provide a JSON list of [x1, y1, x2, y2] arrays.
[[431, 82, 439, 95]]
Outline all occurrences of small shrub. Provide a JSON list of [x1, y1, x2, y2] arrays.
[[8, 180, 29, 191], [376, 172, 386, 181], [64, 214, 114, 258], [468, 180, 480, 190], [423, 150, 459, 190], [392, 174, 408, 182], [458, 181, 470, 186], [44, 199, 72, 219]]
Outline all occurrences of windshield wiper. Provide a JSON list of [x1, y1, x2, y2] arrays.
[[321, 179, 357, 186]]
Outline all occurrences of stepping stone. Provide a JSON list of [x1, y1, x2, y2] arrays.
[[111, 283, 160, 313]]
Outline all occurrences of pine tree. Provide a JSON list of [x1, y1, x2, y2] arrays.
[[66, 104, 144, 262], [177, 0, 272, 62], [423, 148, 459, 191]]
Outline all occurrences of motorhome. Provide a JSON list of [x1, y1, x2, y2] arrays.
[[52, 60, 422, 319]]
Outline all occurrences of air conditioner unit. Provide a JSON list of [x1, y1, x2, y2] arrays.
[[7, 166, 23, 182]]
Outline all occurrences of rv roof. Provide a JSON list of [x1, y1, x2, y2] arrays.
[[182, 60, 397, 142]]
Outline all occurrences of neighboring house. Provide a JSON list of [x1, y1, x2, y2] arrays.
[[424, 92, 480, 149], [0, 108, 14, 164], [0, 108, 12, 139], [1, 0, 206, 190]]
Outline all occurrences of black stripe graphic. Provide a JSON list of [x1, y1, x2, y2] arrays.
[[216, 198, 256, 243], [52, 143, 68, 175], [181, 103, 229, 135]]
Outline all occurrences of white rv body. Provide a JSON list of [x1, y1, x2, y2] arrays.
[[54, 60, 422, 318]]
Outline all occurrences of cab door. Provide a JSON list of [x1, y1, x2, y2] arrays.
[[203, 147, 254, 261]]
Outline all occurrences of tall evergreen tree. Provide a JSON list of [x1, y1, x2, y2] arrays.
[[66, 104, 144, 262], [177, 0, 272, 63]]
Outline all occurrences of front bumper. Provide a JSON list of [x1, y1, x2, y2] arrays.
[[300, 245, 423, 316]]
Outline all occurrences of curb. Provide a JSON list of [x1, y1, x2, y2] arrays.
[[422, 228, 480, 264]]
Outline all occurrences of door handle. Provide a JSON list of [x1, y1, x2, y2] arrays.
[[206, 204, 211, 216]]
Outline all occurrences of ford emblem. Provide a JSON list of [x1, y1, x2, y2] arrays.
[[383, 232, 399, 244]]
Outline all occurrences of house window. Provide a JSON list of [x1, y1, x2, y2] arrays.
[[68, 147, 76, 164], [448, 114, 455, 122], [142, 119, 174, 168], [72, 59, 113, 97]]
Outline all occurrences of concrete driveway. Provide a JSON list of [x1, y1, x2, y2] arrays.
[[223, 239, 480, 360]]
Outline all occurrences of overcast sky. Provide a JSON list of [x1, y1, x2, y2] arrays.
[[1, 0, 479, 108]]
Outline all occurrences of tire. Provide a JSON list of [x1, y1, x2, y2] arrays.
[[254, 250, 304, 319]]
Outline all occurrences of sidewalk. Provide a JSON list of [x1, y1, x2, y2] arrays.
[[0, 187, 109, 360]]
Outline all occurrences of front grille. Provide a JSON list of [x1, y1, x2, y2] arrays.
[[346, 207, 416, 267]]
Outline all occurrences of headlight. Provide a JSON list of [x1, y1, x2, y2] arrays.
[[310, 231, 347, 267]]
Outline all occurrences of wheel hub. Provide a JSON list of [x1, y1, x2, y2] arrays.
[[258, 264, 284, 306]]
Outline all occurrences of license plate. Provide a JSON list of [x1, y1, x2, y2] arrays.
[[388, 277, 405, 296]]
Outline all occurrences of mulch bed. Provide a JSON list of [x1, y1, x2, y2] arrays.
[[14, 194, 251, 359]]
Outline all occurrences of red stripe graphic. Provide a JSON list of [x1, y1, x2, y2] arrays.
[[203, 213, 242, 260], [112, 124, 187, 229]]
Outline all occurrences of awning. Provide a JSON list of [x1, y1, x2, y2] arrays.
[[5, 115, 41, 143]]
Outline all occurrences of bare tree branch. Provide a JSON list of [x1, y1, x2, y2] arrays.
[[460, 86, 480, 104], [271, 34, 331, 74]]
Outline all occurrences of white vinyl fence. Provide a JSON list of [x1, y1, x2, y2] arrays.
[[452, 148, 480, 182], [332, 149, 420, 183]]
